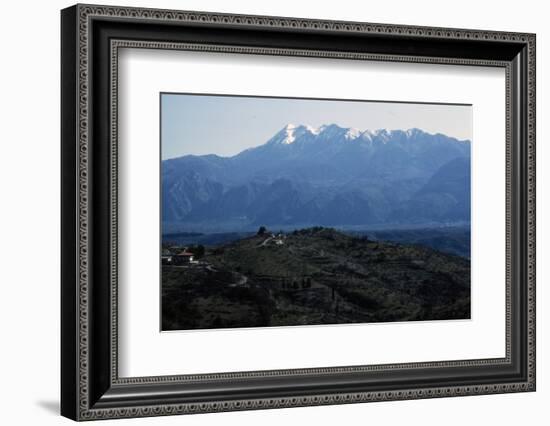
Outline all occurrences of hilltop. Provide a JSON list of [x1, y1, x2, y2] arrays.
[[162, 227, 470, 330]]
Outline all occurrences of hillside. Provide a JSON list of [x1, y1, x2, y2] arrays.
[[162, 227, 470, 330]]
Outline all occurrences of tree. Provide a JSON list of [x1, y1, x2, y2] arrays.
[[257, 226, 267, 235], [189, 244, 205, 259]]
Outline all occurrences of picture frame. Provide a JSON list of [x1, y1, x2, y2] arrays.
[[61, 3, 536, 421]]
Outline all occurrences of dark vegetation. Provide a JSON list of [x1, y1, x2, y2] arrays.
[[163, 231, 255, 247], [359, 226, 470, 258], [162, 227, 470, 331]]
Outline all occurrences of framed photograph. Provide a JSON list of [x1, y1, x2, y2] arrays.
[[61, 4, 536, 421], [160, 93, 473, 331]]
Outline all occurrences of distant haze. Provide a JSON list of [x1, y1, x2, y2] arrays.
[[161, 93, 472, 159]]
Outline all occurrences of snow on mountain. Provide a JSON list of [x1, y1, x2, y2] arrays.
[[267, 124, 314, 145], [266, 123, 467, 147], [345, 127, 362, 140]]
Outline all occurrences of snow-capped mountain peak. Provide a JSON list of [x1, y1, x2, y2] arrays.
[[268, 123, 316, 145], [315, 123, 355, 141], [344, 127, 361, 140]]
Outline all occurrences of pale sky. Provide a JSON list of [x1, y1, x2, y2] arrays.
[[161, 93, 472, 160]]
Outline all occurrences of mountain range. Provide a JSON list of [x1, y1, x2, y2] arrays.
[[162, 124, 471, 233]]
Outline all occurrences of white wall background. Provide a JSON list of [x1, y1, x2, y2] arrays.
[[0, 0, 546, 424]]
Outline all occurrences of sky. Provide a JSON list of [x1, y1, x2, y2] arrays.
[[161, 93, 472, 160]]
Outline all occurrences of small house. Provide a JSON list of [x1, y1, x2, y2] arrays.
[[173, 250, 195, 265], [161, 248, 173, 265]]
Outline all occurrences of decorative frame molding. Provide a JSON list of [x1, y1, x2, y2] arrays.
[[61, 4, 536, 421]]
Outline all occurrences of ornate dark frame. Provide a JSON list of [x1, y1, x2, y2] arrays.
[[61, 3, 536, 421]]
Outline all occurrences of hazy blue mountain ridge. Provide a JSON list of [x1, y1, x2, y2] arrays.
[[162, 124, 471, 232]]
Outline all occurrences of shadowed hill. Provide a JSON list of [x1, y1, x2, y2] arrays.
[[162, 227, 470, 330]]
